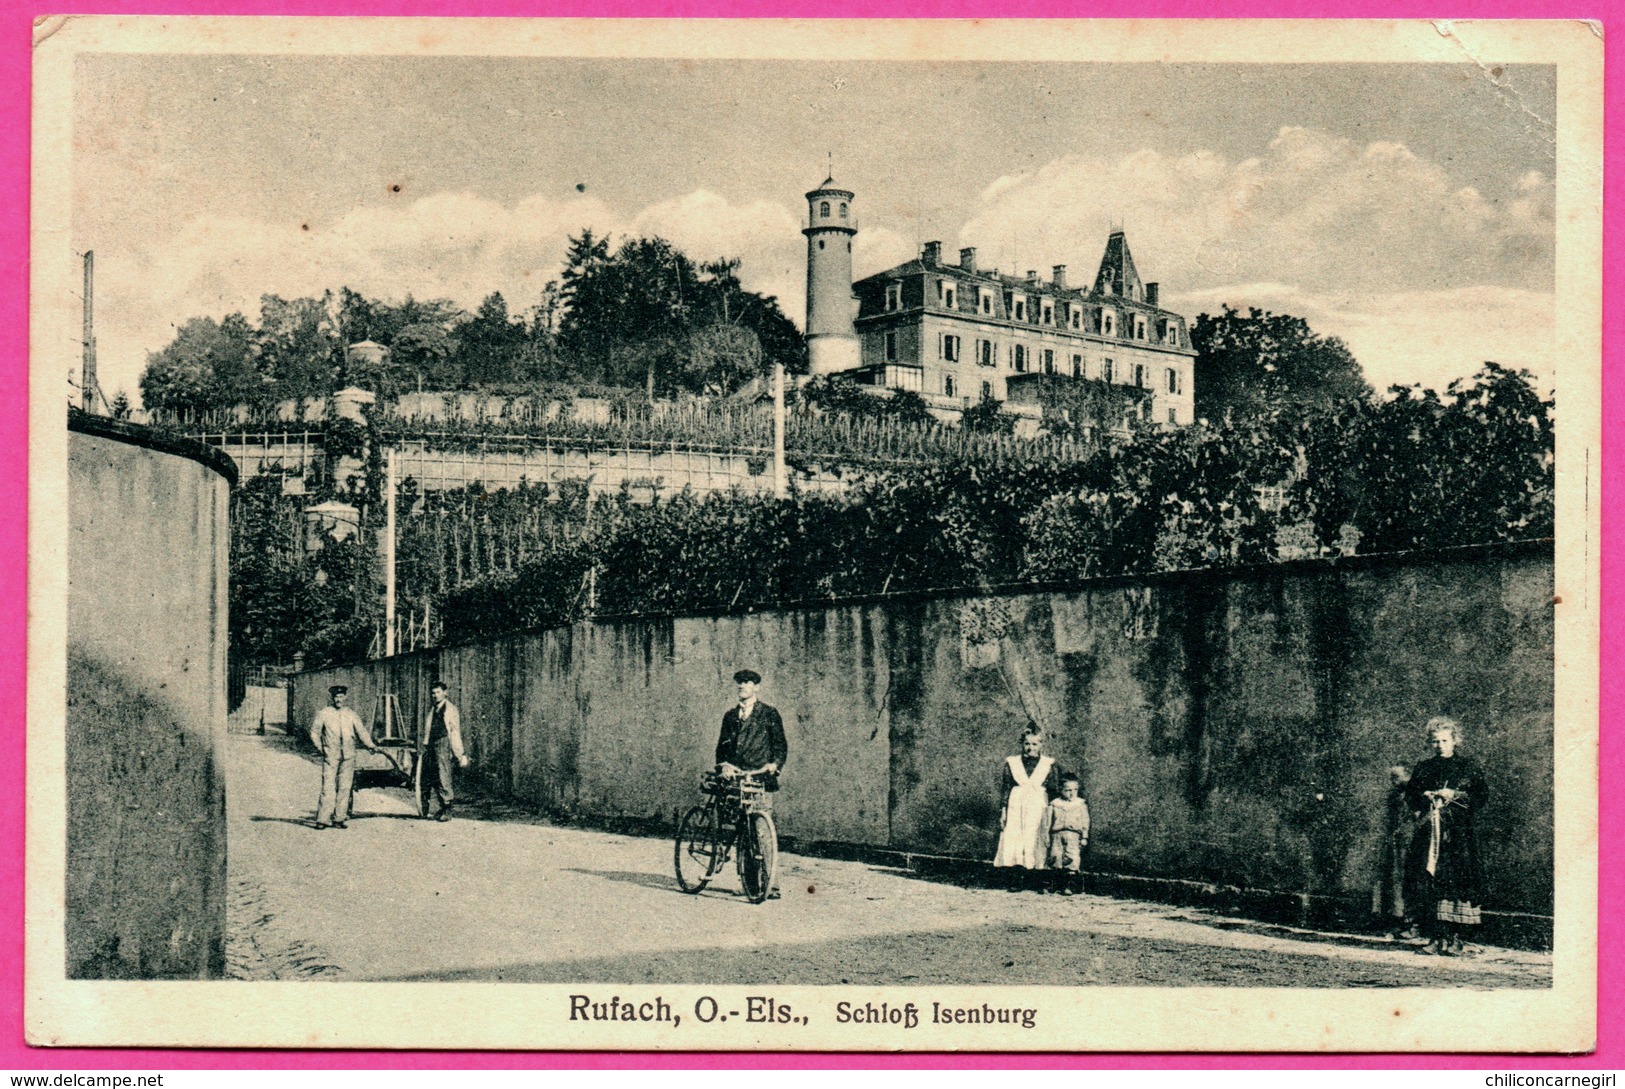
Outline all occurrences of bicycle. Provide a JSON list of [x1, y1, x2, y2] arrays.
[[674, 771, 779, 903]]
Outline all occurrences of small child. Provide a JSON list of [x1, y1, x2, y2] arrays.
[[1374, 765, 1415, 937], [1045, 774, 1091, 896]]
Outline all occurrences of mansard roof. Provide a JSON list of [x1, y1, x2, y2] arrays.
[[856, 240, 1182, 318]]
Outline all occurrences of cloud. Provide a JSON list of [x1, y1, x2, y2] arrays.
[[958, 127, 1554, 300], [97, 186, 923, 404], [94, 126, 1554, 405]]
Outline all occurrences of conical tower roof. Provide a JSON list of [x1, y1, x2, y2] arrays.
[[1093, 231, 1144, 301]]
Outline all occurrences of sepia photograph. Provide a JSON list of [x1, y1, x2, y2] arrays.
[[27, 17, 1600, 1051]]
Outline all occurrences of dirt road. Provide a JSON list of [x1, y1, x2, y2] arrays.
[[226, 730, 1549, 988]]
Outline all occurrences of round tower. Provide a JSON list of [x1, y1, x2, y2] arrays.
[[803, 175, 860, 376]]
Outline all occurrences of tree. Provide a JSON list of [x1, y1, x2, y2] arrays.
[[390, 323, 456, 391], [958, 393, 1016, 435], [139, 314, 260, 415], [1192, 306, 1371, 422], [684, 324, 763, 394], [108, 391, 132, 420], [557, 232, 803, 397], [452, 292, 529, 388], [257, 294, 338, 403]]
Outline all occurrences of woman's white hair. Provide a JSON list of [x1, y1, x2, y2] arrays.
[[1425, 715, 1462, 740]]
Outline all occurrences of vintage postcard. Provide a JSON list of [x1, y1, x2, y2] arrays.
[[28, 17, 1601, 1051]]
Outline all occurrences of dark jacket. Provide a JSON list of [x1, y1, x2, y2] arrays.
[[715, 701, 789, 791]]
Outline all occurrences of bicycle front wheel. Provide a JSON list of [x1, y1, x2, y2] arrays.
[[674, 805, 720, 893], [739, 811, 779, 904]]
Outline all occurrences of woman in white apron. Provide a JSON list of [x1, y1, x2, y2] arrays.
[[993, 727, 1058, 888]]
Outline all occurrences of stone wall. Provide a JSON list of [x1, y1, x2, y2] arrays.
[[67, 414, 234, 979], [295, 542, 1553, 929]]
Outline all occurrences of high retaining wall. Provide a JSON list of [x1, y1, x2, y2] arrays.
[[294, 541, 1553, 933], [67, 412, 234, 979]]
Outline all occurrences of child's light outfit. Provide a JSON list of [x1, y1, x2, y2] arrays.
[[993, 754, 1054, 869], [1047, 796, 1090, 871]]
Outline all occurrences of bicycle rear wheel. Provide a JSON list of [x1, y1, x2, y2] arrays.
[[739, 811, 779, 904], [674, 805, 720, 893]]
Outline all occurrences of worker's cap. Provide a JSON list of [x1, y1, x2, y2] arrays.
[[328, 685, 348, 695], [732, 669, 761, 684]]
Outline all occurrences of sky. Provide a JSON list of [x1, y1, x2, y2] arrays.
[[69, 56, 1558, 405]]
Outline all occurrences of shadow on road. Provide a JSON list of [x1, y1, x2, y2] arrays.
[[370, 920, 1548, 988], [562, 867, 683, 893]]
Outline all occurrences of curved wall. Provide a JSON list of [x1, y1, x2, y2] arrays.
[[66, 413, 232, 979]]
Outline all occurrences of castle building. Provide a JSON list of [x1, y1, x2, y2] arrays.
[[803, 174, 1197, 429]]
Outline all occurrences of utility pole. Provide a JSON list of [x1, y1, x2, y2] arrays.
[[384, 448, 397, 658], [81, 251, 97, 413], [772, 360, 786, 499]]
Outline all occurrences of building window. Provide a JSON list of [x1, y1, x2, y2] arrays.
[[820, 201, 830, 218], [1041, 302, 1053, 326], [1072, 353, 1083, 378], [938, 280, 957, 309], [981, 380, 993, 399], [885, 284, 902, 312], [1042, 349, 1055, 375], [839, 202, 848, 219], [979, 288, 994, 315], [1134, 364, 1145, 388], [1103, 358, 1115, 383], [1168, 407, 1177, 425], [818, 240, 825, 250], [977, 339, 995, 367], [944, 375, 957, 398], [1100, 310, 1116, 337], [1166, 367, 1179, 394], [941, 333, 961, 362], [1069, 305, 1082, 330], [884, 332, 898, 362], [1134, 316, 1148, 341], [1013, 344, 1028, 373]]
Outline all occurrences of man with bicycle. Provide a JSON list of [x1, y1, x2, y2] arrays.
[[715, 669, 788, 897]]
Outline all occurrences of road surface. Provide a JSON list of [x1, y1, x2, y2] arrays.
[[226, 730, 1549, 988]]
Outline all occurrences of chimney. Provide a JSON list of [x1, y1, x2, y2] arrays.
[[1146, 282, 1159, 307], [1026, 269, 1039, 283], [959, 247, 977, 271], [1052, 265, 1067, 289], [922, 241, 942, 265]]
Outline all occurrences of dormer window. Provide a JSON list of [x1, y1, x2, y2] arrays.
[[885, 283, 902, 312], [979, 288, 994, 315], [820, 201, 831, 218], [1069, 304, 1082, 330], [1134, 316, 1148, 341], [1041, 302, 1054, 326], [1100, 310, 1116, 337], [937, 280, 957, 309], [1011, 296, 1027, 322]]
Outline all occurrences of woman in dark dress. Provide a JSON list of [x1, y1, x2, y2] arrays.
[[1403, 717, 1488, 956]]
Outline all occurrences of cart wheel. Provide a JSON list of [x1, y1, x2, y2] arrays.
[[674, 805, 720, 893], [413, 752, 429, 818]]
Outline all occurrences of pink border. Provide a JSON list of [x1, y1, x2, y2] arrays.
[[6, 0, 1616, 1070]]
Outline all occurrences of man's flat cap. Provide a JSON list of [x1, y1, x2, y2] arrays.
[[733, 669, 761, 684], [329, 684, 348, 695]]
